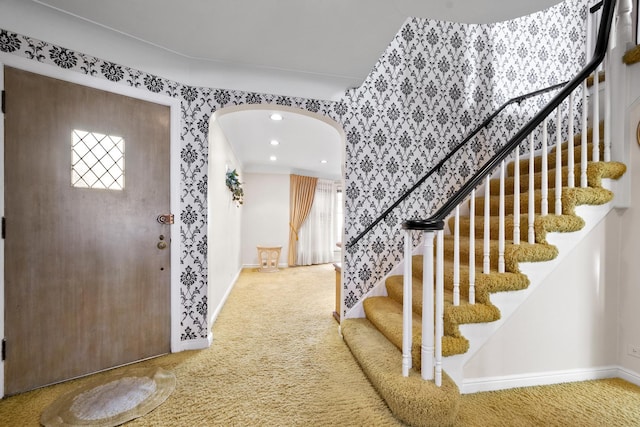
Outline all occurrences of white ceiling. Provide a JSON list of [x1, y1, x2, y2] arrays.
[[33, 0, 563, 91], [215, 108, 343, 180], [28, 0, 562, 179]]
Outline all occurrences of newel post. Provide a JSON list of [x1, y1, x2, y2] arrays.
[[421, 230, 435, 381], [402, 218, 445, 386]]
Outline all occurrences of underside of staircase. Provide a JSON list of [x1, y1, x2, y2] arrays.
[[341, 131, 626, 427]]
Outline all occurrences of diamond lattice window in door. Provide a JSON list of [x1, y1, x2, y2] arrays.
[[71, 129, 125, 190]]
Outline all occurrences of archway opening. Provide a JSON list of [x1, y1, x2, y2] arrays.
[[207, 104, 346, 322]]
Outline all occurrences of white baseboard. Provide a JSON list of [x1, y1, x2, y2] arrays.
[[176, 267, 242, 353], [209, 268, 242, 330], [617, 366, 640, 387], [461, 365, 632, 394], [242, 263, 289, 269], [174, 333, 213, 352]]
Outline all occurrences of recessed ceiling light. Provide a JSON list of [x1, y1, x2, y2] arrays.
[[270, 139, 279, 146], [270, 113, 283, 121], [270, 155, 277, 161], [320, 160, 328, 164]]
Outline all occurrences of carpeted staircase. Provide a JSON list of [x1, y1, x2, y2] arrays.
[[341, 127, 626, 427]]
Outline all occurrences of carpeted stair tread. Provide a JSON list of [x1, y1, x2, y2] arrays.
[[491, 165, 576, 196], [381, 262, 528, 359], [475, 186, 615, 216], [496, 161, 625, 196], [385, 270, 493, 314], [364, 297, 423, 367], [384, 262, 527, 311], [478, 161, 625, 217], [449, 213, 586, 243], [384, 276, 502, 328], [363, 296, 475, 362], [441, 236, 557, 272], [506, 143, 600, 176], [446, 300, 501, 327], [341, 317, 460, 427], [491, 162, 601, 195], [505, 124, 605, 176], [442, 235, 558, 273], [441, 235, 507, 272], [584, 161, 627, 186], [389, 256, 531, 301]]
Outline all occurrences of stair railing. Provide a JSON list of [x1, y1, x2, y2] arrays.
[[396, 81, 569, 378], [401, 0, 615, 386]]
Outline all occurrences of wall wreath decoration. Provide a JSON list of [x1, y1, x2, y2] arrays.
[[225, 169, 244, 206]]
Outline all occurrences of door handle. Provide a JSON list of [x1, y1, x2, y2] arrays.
[[157, 214, 174, 225]]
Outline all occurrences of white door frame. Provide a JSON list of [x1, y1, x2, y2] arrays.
[[0, 54, 183, 398]]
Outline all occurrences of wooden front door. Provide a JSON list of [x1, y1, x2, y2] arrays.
[[4, 67, 171, 395]]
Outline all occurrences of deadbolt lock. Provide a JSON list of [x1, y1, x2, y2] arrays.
[[157, 241, 168, 250]]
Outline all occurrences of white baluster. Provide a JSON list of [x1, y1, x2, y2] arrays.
[[581, 80, 588, 188], [541, 118, 549, 216], [528, 134, 536, 244], [604, 37, 611, 162], [498, 160, 505, 273], [555, 106, 563, 215], [593, 62, 600, 163], [483, 175, 491, 274], [568, 91, 575, 188], [513, 148, 520, 245], [435, 229, 444, 387], [468, 189, 476, 304], [453, 206, 460, 306], [402, 230, 413, 377], [421, 231, 435, 381], [586, 0, 593, 62]]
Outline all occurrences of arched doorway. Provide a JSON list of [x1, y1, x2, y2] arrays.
[[207, 104, 346, 322]]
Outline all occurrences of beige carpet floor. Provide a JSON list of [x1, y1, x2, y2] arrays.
[[1, 264, 639, 426]]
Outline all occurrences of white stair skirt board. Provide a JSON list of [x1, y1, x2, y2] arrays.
[[442, 178, 621, 389]]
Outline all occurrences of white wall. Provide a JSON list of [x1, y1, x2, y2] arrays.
[[464, 215, 619, 380], [615, 82, 640, 376], [208, 120, 243, 326], [241, 173, 290, 267]]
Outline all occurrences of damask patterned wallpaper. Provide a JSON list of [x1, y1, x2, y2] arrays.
[[0, 0, 588, 339], [339, 0, 588, 314]]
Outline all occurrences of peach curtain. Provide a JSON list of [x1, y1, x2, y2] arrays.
[[288, 174, 318, 266]]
